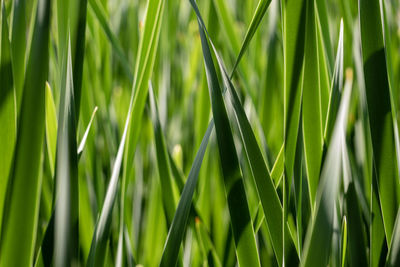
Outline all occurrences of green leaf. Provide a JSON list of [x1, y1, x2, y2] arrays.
[[302, 0, 323, 206], [0, 0, 16, 233], [359, 0, 399, 244], [386, 208, 400, 266], [149, 83, 179, 225], [77, 106, 98, 156], [301, 76, 352, 267], [0, 0, 51, 265], [195, 5, 261, 266], [45, 82, 57, 178], [231, 0, 272, 75]]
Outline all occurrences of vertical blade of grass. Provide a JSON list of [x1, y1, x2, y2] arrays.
[[149, 83, 179, 225], [301, 77, 352, 267], [359, 0, 399, 244], [0, 0, 16, 233], [87, 0, 165, 265], [195, 9, 261, 267], [341, 216, 347, 267], [302, 0, 323, 206], [54, 36, 79, 267], [0, 0, 50, 265], [10, 0, 26, 112], [45, 83, 57, 177]]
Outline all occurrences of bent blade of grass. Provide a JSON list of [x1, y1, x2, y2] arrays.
[[231, 0, 272, 75], [212, 38, 297, 266], [0, 0, 16, 233], [301, 77, 352, 267], [302, 0, 323, 206], [87, 0, 165, 265], [0, 0, 50, 265], [359, 0, 399, 244], [196, 11, 260, 267]]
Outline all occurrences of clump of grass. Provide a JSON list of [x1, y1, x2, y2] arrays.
[[0, 0, 399, 266]]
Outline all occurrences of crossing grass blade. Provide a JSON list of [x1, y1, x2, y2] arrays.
[[0, 0, 50, 265], [195, 7, 261, 266], [77, 106, 98, 156], [386, 208, 400, 266], [231, 0, 272, 75], [87, 0, 164, 265], [0, 0, 16, 233]]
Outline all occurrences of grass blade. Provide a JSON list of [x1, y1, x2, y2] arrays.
[[195, 7, 261, 266], [0, 0, 51, 265], [0, 0, 16, 232]]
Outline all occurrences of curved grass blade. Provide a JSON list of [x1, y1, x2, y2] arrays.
[[301, 77, 352, 267], [196, 10, 261, 267], [0, 0, 16, 232], [231, 0, 272, 75], [212, 37, 298, 266], [0, 0, 51, 265], [359, 0, 399, 244]]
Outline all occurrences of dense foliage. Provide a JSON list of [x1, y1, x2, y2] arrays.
[[0, 0, 400, 266]]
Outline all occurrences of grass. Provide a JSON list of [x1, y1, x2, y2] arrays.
[[0, 0, 400, 266]]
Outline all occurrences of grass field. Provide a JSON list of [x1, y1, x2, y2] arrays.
[[0, 0, 400, 266]]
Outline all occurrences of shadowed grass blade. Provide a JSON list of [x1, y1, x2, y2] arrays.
[[0, 0, 50, 265], [195, 7, 261, 266], [0, 0, 16, 233]]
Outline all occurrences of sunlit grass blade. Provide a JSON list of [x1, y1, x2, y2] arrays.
[[359, 0, 399, 244], [45, 83, 57, 177], [195, 8, 261, 267], [386, 208, 400, 266], [0, 0, 16, 233], [78, 106, 98, 156], [324, 20, 344, 144], [341, 216, 347, 267], [301, 76, 352, 267], [302, 0, 323, 206], [231, 0, 272, 75], [0, 0, 50, 265]]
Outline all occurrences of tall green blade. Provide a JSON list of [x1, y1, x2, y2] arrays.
[[301, 75, 352, 267], [0, 0, 51, 265], [386, 208, 400, 266], [0, 0, 16, 233], [302, 0, 323, 206], [359, 0, 399, 243], [195, 7, 261, 267]]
